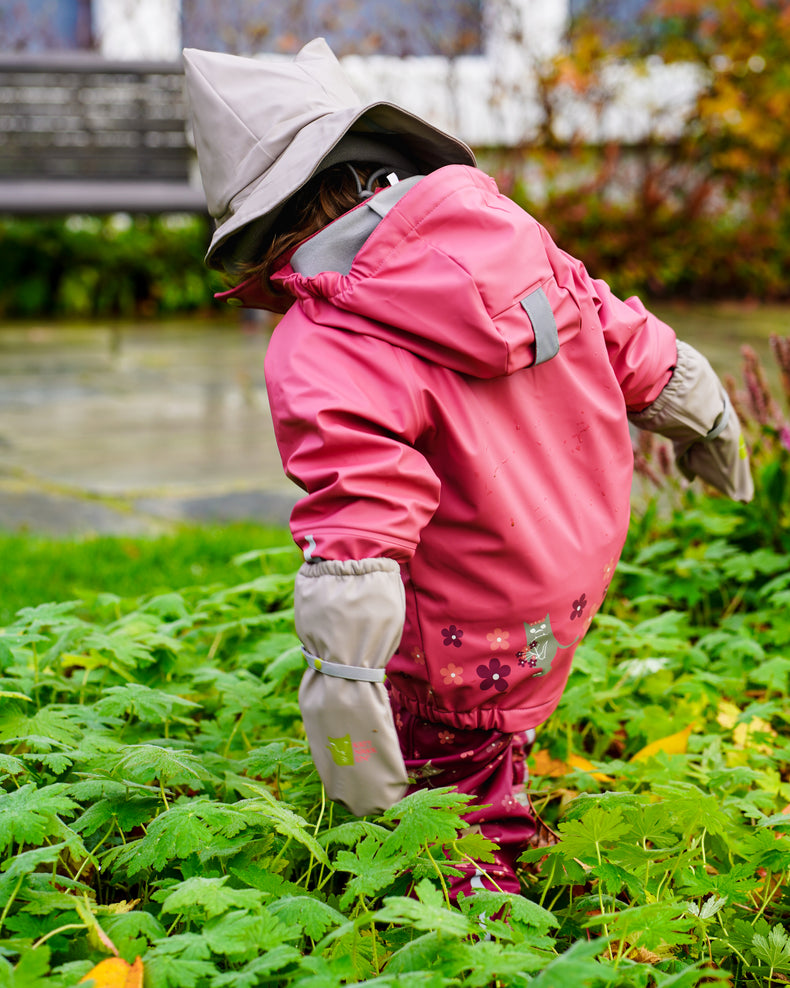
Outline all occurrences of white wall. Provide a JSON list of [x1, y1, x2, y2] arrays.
[[94, 0, 181, 60], [94, 0, 701, 146]]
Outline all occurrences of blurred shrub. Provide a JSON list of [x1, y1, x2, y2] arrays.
[[3, 0, 790, 316], [632, 332, 790, 555], [0, 213, 225, 319], [493, 0, 790, 301]]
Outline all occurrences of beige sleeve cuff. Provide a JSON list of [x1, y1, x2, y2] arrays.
[[629, 340, 754, 502]]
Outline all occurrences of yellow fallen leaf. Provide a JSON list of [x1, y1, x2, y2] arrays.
[[531, 748, 569, 777], [79, 956, 143, 988], [567, 753, 614, 783], [717, 700, 776, 753], [630, 724, 693, 762], [733, 716, 776, 753], [716, 700, 740, 730], [530, 749, 613, 782]]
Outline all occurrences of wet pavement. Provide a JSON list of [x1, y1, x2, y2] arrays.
[[1, 303, 787, 536], [0, 317, 301, 535]]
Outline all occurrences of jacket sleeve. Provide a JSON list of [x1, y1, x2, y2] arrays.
[[590, 276, 678, 411], [295, 557, 408, 816], [629, 340, 754, 501], [540, 229, 678, 409], [264, 319, 441, 562], [552, 248, 752, 501]]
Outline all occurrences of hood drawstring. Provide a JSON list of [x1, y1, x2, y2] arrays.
[[346, 164, 401, 200]]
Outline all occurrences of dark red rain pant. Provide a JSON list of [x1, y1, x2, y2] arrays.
[[392, 701, 537, 900]]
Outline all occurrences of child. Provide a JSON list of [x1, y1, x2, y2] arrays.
[[183, 39, 753, 899]]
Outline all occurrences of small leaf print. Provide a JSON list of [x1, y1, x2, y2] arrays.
[[442, 625, 463, 647], [486, 628, 509, 650], [441, 663, 464, 686], [476, 657, 510, 693]]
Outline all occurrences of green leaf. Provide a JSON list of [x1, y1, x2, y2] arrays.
[[586, 900, 696, 952], [650, 783, 732, 837], [156, 875, 264, 920], [81, 628, 155, 669], [556, 805, 630, 861], [267, 895, 347, 940], [1, 946, 52, 987], [100, 909, 167, 947], [373, 881, 476, 937], [0, 706, 83, 746], [457, 889, 556, 935], [109, 800, 247, 875], [143, 954, 217, 988], [752, 924, 790, 974], [380, 787, 473, 857], [11, 601, 80, 631], [95, 683, 200, 722], [111, 743, 207, 786], [0, 753, 27, 780], [524, 938, 618, 987], [210, 945, 303, 987], [233, 789, 330, 866], [750, 655, 790, 693], [0, 784, 77, 853], [203, 908, 298, 960], [334, 836, 403, 907]]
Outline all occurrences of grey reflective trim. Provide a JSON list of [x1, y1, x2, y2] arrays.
[[705, 393, 732, 441], [366, 174, 423, 219], [292, 208, 380, 277], [291, 175, 425, 276], [520, 287, 559, 366], [302, 647, 386, 682]]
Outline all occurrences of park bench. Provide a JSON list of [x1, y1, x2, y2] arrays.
[[0, 53, 207, 214]]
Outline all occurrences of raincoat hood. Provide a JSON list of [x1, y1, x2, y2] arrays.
[[269, 165, 581, 379], [182, 39, 475, 272]]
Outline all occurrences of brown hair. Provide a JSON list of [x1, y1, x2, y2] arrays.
[[236, 162, 388, 302]]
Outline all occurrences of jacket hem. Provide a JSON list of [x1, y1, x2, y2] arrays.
[[390, 688, 563, 733]]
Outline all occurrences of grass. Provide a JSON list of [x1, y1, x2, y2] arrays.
[[0, 522, 296, 626]]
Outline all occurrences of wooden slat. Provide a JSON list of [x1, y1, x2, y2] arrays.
[[0, 55, 204, 213]]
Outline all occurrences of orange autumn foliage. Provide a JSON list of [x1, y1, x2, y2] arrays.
[[79, 956, 143, 988]]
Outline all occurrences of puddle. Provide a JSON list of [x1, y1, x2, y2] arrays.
[[0, 302, 787, 514], [0, 317, 296, 497]]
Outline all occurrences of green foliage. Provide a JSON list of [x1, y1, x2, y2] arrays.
[[0, 214, 226, 319], [0, 522, 296, 626], [2, 447, 790, 984], [493, 0, 790, 301]]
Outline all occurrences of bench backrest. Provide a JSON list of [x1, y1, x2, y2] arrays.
[[0, 54, 207, 212]]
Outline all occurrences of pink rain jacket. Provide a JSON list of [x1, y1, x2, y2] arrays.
[[264, 165, 677, 732]]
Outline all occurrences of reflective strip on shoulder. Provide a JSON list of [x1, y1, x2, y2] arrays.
[[520, 287, 559, 366], [302, 648, 386, 682]]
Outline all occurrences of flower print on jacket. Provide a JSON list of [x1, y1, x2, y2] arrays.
[[570, 593, 588, 621], [438, 730, 456, 745], [477, 657, 510, 693], [441, 662, 464, 686], [411, 646, 425, 665], [487, 628, 509, 650], [442, 625, 463, 647]]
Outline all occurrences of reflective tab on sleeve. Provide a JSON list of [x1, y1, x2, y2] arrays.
[[302, 648, 387, 682], [520, 287, 559, 366]]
